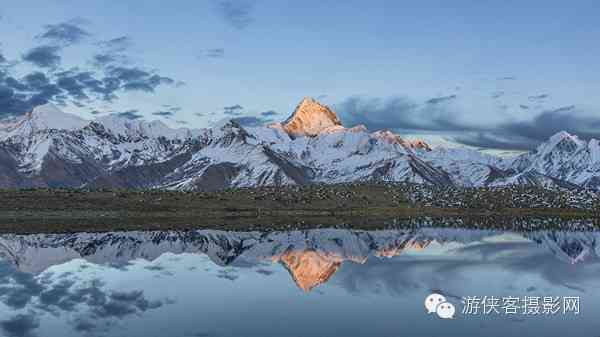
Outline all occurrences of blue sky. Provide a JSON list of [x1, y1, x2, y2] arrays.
[[1, 0, 599, 150]]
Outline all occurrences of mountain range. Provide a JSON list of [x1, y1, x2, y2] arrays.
[[1, 97, 600, 190], [0, 228, 596, 291]]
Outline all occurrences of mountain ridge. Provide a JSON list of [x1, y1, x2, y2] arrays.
[[1, 98, 599, 190]]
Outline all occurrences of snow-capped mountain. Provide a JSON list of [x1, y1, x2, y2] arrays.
[[1, 97, 599, 190], [0, 228, 595, 289], [505, 131, 600, 189]]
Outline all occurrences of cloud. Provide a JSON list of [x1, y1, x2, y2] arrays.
[[205, 48, 225, 58], [497, 76, 517, 81], [116, 109, 143, 120], [256, 269, 274, 276], [230, 116, 271, 127], [216, 269, 239, 281], [107, 66, 174, 93], [425, 94, 457, 104], [336, 95, 600, 151], [22, 72, 50, 89], [336, 95, 468, 133], [22, 45, 61, 68], [452, 132, 540, 151], [528, 94, 549, 101], [37, 21, 90, 45], [216, 1, 254, 29], [93, 36, 132, 67], [260, 110, 278, 117], [97, 36, 132, 52], [1, 314, 39, 337], [498, 105, 598, 141], [152, 110, 174, 117], [92, 53, 120, 67], [73, 319, 96, 333], [91, 290, 163, 319], [491, 91, 505, 99], [223, 104, 243, 115], [2, 26, 179, 117], [453, 105, 600, 150], [0, 262, 169, 336], [0, 52, 6, 63]]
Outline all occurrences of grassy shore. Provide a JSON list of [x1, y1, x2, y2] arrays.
[[0, 185, 598, 234]]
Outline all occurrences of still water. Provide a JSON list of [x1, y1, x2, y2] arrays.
[[0, 227, 599, 337]]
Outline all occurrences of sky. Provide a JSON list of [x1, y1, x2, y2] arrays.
[[0, 0, 599, 151]]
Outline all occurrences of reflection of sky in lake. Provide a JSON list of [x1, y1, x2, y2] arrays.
[[1, 228, 600, 337]]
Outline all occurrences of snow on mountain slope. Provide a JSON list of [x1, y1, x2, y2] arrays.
[[160, 121, 315, 191], [1, 104, 88, 140], [506, 131, 600, 188], [1, 228, 593, 282], [96, 114, 204, 141], [420, 147, 509, 186], [0, 105, 205, 187], [1, 98, 600, 190], [253, 120, 451, 185]]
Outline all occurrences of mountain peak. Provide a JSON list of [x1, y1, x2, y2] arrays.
[[3, 104, 88, 139], [278, 250, 341, 292], [538, 131, 583, 154], [282, 97, 342, 138], [29, 104, 88, 128], [549, 131, 577, 142]]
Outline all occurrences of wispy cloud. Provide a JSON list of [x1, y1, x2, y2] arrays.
[[260, 110, 278, 117], [205, 48, 225, 58], [116, 109, 143, 120], [22, 45, 61, 68], [37, 20, 90, 46], [216, 1, 255, 29], [336, 95, 600, 151], [2, 23, 179, 118], [1, 313, 39, 337], [528, 94, 549, 101], [425, 94, 457, 104], [223, 104, 243, 115]]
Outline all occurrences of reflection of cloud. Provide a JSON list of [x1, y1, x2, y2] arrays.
[[0, 261, 168, 335], [144, 265, 165, 271], [93, 290, 163, 318], [335, 240, 600, 298], [1, 313, 39, 337], [216, 269, 238, 281], [72, 318, 96, 332]]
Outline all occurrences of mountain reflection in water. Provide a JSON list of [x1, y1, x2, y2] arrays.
[[1, 227, 599, 337]]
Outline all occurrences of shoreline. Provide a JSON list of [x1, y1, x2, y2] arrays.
[[1, 187, 599, 234]]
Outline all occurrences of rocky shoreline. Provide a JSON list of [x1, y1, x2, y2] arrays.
[[0, 183, 599, 233]]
